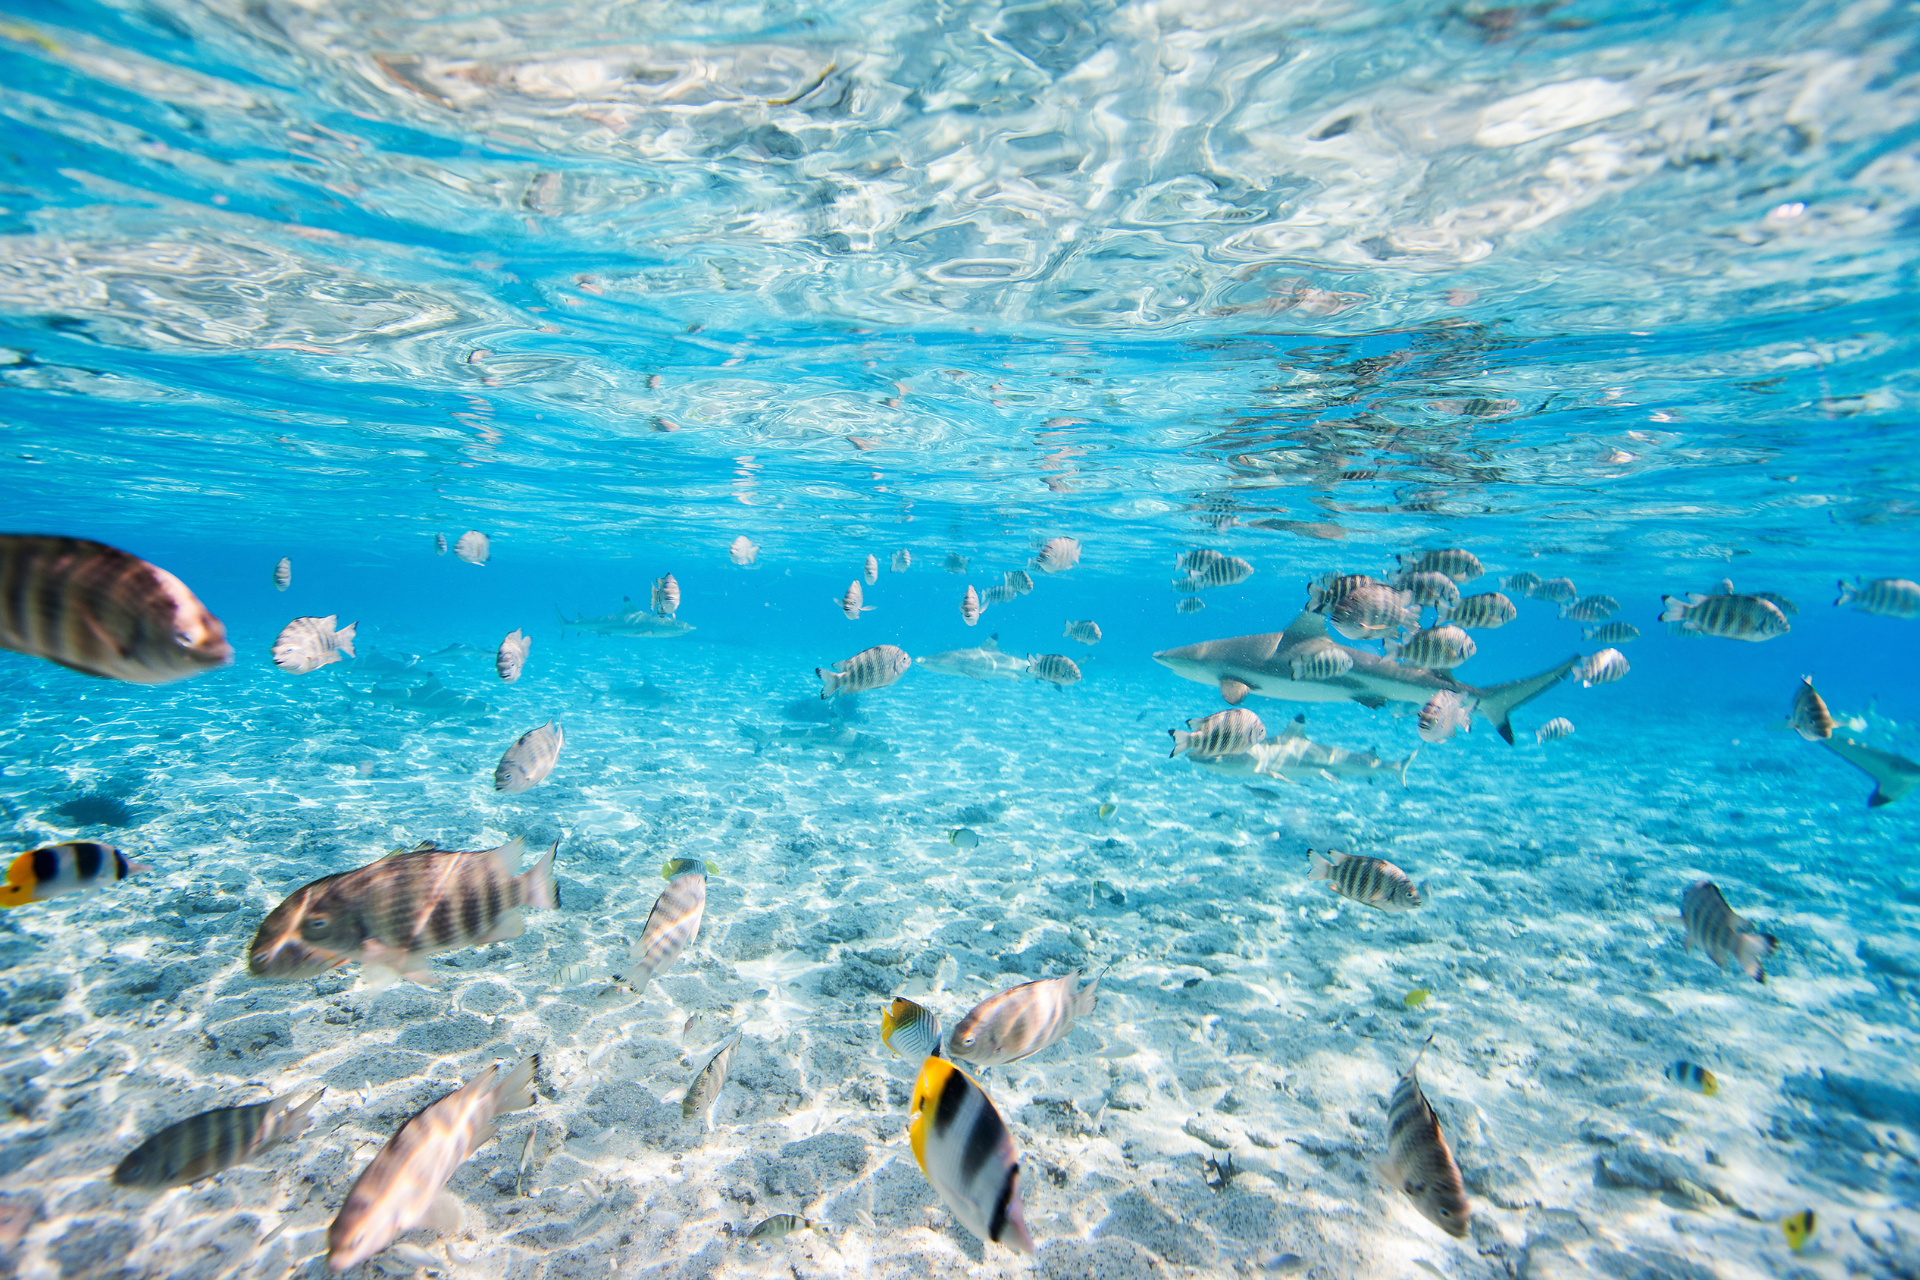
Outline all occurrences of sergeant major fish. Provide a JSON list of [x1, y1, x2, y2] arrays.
[[1063, 619, 1101, 645], [982, 583, 1018, 605], [1290, 640, 1354, 681], [1329, 585, 1417, 641], [1560, 594, 1620, 622], [1384, 626, 1475, 670], [1579, 648, 1629, 687], [891, 550, 913, 573], [433, 533, 447, 556], [1309, 849, 1422, 912], [326, 1057, 538, 1271], [248, 837, 558, 986], [881, 997, 943, 1060], [1582, 621, 1640, 644], [495, 629, 531, 683], [1418, 691, 1474, 744], [651, 573, 680, 619], [1175, 598, 1206, 614], [683, 1033, 741, 1129], [0, 535, 233, 683], [629, 867, 706, 987], [959, 585, 982, 626], [1307, 572, 1376, 613], [1660, 591, 1789, 641], [1176, 555, 1254, 592], [1535, 717, 1575, 743], [908, 1058, 1033, 1254], [1501, 571, 1542, 595], [1379, 1037, 1470, 1238], [1786, 677, 1834, 741], [1398, 571, 1459, 612], [272, 557, 291, 591], [1397, 549, 1483, 583], [1005, 569, 1035, 596], [1026, 653, 1081, 686], [272, 615, 357, 675], [495, 720, 563, 793], [114, 1089, 324, 1188], [1834, 577, 1920, 618], [864, 554, 879, 585], [1169, 708, 1266, 759], [729, 536, 759, 567], [1033, 536, 1081, 574], [453, 531, 490, 566], [838, 581, 874, 621], [1447, 592, 1515, 629], [1530, 577, 1576, 604], [817, 644, 911, 698], [947, 970, 1100, 1067], [1, 842, 148, 909], [1682, 880, 1778, 983]]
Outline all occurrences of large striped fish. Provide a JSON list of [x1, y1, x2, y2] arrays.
[[1681, 880, 1778, 983], [1174, 554, 1253, 592], [1169, 708, 1266, 759], [114, 1089, 324, 1187], [271, 615, 357, 675], [248, 837, 558, 986], [1310, 849, 1422, 912], [816, 644, 910, 699], [0, 534, 231, 683], [628, 868, 705, 987], [1, 842, 147, 909], [946, 970, 1100, 1067], [1379, 1037, 1470, 1238], [908, 1058, 1033, 1254], [1660, 591, 1790, 641], [327, 1057, 537, 1271]]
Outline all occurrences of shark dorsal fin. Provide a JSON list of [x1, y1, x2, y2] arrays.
[[983, 635, 999, 651], [1279, 715, 1307, 740], [1280, 611, 1330, 644]]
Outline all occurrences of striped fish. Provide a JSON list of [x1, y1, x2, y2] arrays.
[[327, 1058, 537, 1271], [1447, 592, 1515, 629], [1559, 594, 1619, 622], [1169, 708, 1266, 759], [1397, 571, 1460, 612], [817, 644, 910, 698], [453, 531, 490, 565], [908, 1058, 1034, 1254], [1033, 536, 1080, 574], [651, 573, 680, 619], [114, 1089, 324, 1187], [1290, 641, 1354, 681], [1, 842, 147, 909], [1026, 653, 1081, 686], [1664, 1061, 1718, 1096], [1535, 717, 1575, 743], [1397, 549, 1483, 583], [1835, 577, 1920, 618], [746, 1214, 813, 1243], [494, 720, 563, 793], [1178, 548, 1225, 575], [1418, 691, 1473, 744], [960, 585, 983, 626], [1174, 555, 1253, 592], [891, 550, 912, 573], [1754, 590, 1798, 616], [881, 997, 943, 1060], [1329, 585, 1415, 640], [1379, 1037, 1470, 1238], [247, 836, 558, 985], [1062, 620, 1101, 645], [1660, 591, 1789, 641], [271, 615, 357, 675], [0, 535, 231, 683], [628, 869, 705, 986], [946, 970, 1100, 1067], [1005, 569, 1035, 596], [661, 857, 718, 879], [864, 554, 878, 585], [1309, 849, 1421, 912], [1582, 621, 1639, 644], [683, 1033, 741, 1128], [495, 629, 531, 683], [433, 533, 447, 556], [272, 558, 291, 591], [1682, 880, 1778, 983], [837, 580, 874, 620], [1579, 648, 1629, 687], [1175, 597, 1205, 614], [944, 553, 969, 574], [1501, 571, 1542, 595], [1306, 572, 1376, 613], [982, 583, 1018, 605], [1530, 577, 1576, 604], [1384, 625, 1475, 670], [1786, 676, 1834, 741]]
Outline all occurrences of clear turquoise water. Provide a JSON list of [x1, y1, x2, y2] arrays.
[[2, 1, 1919, 1277]]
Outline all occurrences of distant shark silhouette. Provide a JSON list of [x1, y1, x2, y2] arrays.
[[1823, 737, 1920, 808], [555, 598, 694, 638], [1153, 611, 1577, 744], [916, 634, 1028, 682]]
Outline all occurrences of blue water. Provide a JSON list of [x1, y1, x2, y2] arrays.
[[3, 0, 1920, 1276]]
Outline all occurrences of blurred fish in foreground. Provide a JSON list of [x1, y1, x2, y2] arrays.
[[1418, 690, 1474, 743], [327, 1057, 538, 1271], [1681, 880, 1777, 983], [947, 970, 1099, 1067], [453, 531, 490, 565], [1033, 536, 1081, 573], [1, 842, 147, 909], [248, 836, 558, 985], [908, 1058, 1033, 1254], [0, 534, 231, 683], [272, 615, 357, 675], [114, 1089, 324, 1187], [1785, 677, 1834, 741]]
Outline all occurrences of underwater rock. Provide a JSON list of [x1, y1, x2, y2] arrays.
[[1038, 1237, 1167, 1280], [1094, 1189, 1219, 1267]]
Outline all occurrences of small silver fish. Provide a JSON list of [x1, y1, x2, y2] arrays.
[[1447, 592, 1515, 629], [495, 720, 563, 793], [746, 1214, 814, 1243], [1004, 569, 1035, 596], [1501, 571, 1541, 595], [1384, 625, 1475, 670], [1396, 549, 1483, 583], [1380, 1037, 1470, 1237], [1170, 708, 1266, 759], [960, 585, 983, 627], [1033, 536, 1081, 574], [1417, 691, 1474, 744], [1560, 594, 1620, 622], [651, 573, 680, 619], [1176, 598, 1206, 614], [982, 583, 1017, 605], [453, 530, 490, 565], [947, 970, 1100, 1067], [1026, 653, 1081, 685], [1682, 880, 1777, 982], [1535, 717, 1575, 743], [1786, 676, 1834, 741], [433, 533, 447, 556], [114, 1088, 325, 1187], [683, 1033, 742, 1128], [1578, 648, 1629, 687], [1530, 576, 1576, 604], [1309, 849, 1421, 912], [272, 615, 357, 675], [272, 557, 291, 591], [1582, 621, 1640, 644], [1835, 577, 1920, 618], [495, 629, 531, 683], [881, 996, 942, 1059], [948, 828, 980, 850], [891, 550, 912, 573], [515, 1128, 537, 1195], [729, 536, 759, 567], [1062, 619, 1102, 645], [864, 554, 879, 585], [837, 581, 874, 621], [1660, 592, 1788, 641], [817, 644, 910, 698]]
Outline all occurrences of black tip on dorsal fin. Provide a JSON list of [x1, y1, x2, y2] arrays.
[[1294, 714, 1306, 724]]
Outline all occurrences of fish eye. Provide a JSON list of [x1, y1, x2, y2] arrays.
[[300, 915, 331, 939]]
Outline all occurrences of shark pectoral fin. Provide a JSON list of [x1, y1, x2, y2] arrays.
[[1220, 678, 1252, 705]]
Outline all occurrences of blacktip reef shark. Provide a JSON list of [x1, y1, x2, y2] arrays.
[[555, 598, 695, 638], [1823, 738, 1920, 808], [916, 634, 1029, 682], [1153, 611, 1578, 744]]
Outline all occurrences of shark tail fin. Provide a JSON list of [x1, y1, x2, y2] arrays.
[[1474, 655, 1582, 744]]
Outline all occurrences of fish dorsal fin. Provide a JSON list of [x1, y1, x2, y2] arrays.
[[1280, 611, 1329, 644], [1279, 715, 1307, 740], [1717, 580, 1735, 594], [386, 840, 437, 859], [983, 635, 999, 651]]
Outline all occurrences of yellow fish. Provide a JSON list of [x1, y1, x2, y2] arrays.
[[1403, 988, 1429, 1008], [1781, 1209, 1815, 1253], [661, 858, 718, 880], [1098, 803, 1117, 820]]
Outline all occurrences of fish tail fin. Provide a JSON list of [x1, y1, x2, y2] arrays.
[[1396, 746, 1419, 787], [520, 841, 559, 910], [1382, 638, 1403, 660], [1659, 595, 1689, 622], [493, 1055, 540, 1114], [1168, 729, 1189, 758], [1308, 849, 1332, 880], [336, 622, 357, 657], [1740, 932, 1780, 982], [1073, 969, 1104, 1017], [1834, 578, 1855, 607], [815, 668, 840, 700], [1471, 655, 1581, 744]]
